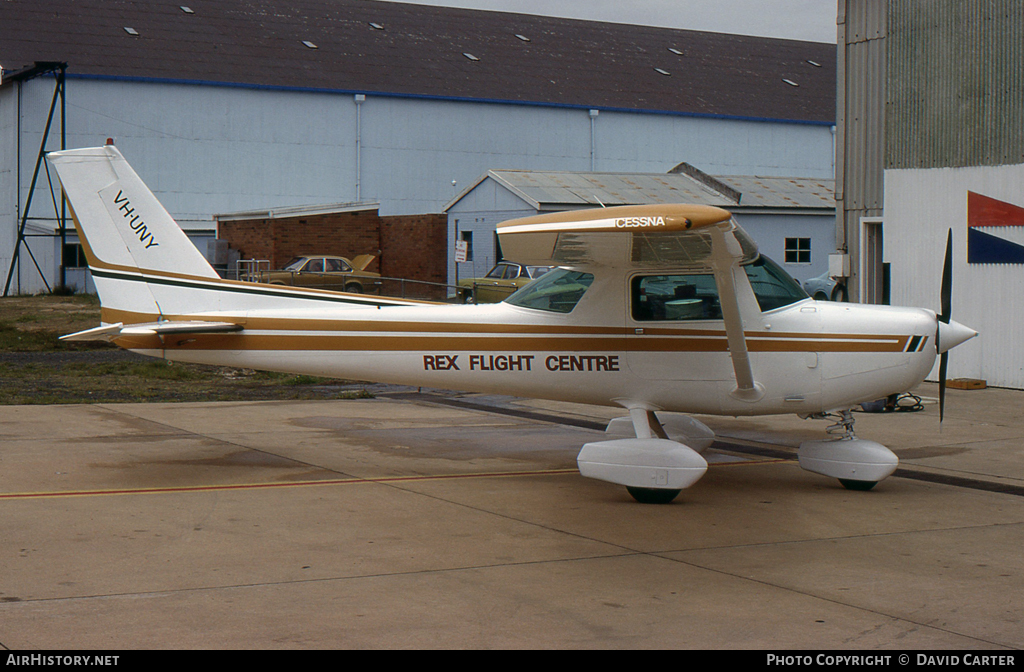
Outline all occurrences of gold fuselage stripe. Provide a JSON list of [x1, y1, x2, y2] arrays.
[[100, 307, 909, 352], [113, 324, 908, 354]]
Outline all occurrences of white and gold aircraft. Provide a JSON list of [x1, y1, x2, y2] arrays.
[[51, 145, 977, 503]]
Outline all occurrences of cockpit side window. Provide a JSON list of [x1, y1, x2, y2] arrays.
[[631, 255, 807, 321], [631, 274, 722, 321]]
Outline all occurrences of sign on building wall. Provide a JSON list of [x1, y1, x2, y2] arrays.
[[967, 192, 1024, 264], [455, 240, 469, 263]]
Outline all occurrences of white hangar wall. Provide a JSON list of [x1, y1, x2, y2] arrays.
[[885, 163, 1024, 389], [2, 76, 835, 293]]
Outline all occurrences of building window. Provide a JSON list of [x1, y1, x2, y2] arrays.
[[461, 230, 473, 261], [784, 237, 811, 264], [63, 243, 87, 268]]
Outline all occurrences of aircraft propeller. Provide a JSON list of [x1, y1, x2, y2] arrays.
[[937, 229, 952, 422], [934, 228, 978, 422]]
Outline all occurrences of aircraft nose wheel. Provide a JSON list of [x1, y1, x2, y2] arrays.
[[798, 410, 898, 491], [626, 487, 682, 504]]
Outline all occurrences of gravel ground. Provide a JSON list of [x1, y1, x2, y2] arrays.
[[0, 348, 391, 405], [0, 296, 405, 404], [0, 348, 147, 365]]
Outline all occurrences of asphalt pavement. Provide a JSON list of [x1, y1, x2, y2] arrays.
[[1, 382, 1021, 649]]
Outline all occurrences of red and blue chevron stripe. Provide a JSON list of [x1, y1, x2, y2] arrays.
[[967, 191, 1024, 264]]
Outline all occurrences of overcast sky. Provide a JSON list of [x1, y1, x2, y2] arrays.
[[383, 0, 838, 43]]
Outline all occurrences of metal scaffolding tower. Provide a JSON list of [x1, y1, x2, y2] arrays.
[[3, 61, 67, 296]]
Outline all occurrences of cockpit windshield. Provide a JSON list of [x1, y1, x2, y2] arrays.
[[743, 255, 809, 312]]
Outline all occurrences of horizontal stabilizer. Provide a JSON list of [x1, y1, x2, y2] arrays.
[[122, 321, 245, 336], [59, 323, 125, 342], [61, 321, 244, 342]]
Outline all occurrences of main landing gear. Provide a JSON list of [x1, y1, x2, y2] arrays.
[[577, 408, 899, 502], [797, 409, 899, 491], [577, 409, 713, 504]]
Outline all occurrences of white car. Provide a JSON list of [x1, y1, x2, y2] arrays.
[[803, 271, 847, 302]]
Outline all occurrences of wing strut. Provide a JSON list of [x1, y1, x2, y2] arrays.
[[710, 225, 765, 402]]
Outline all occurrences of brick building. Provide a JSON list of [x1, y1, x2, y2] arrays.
[[215, 203, 447, 289]]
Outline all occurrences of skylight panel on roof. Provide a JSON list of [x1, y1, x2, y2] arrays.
[[654, 68, 671, 76], [668, 48, 683, 55], [302, 41, 318, 49], [463, 53, 479, 61], [782, 78, 799, 87], [180, 6, 194, 13], [123, 27, 139, 36], [515, 34, 530, 42], [369, 22, 384, 30], [806, 60, 821, 67]]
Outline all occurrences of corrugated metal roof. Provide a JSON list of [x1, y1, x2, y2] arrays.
[[715, 175, 836, 209], [0, 0, 836, 123], [470, 170, 834, 211], [213, 201, 380, 222]]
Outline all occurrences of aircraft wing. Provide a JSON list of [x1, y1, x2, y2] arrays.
[[496, 203, 758, 269], [61, 321, 244, 342]]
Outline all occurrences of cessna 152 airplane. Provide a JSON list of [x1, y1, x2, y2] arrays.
[[51, 145, 977, 503]]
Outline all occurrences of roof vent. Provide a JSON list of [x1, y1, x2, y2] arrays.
[[654, 68, 671, 76], [515, 34, 530, 42], [124, 27, 139, 36], [180, 5, 194, 13], [463, 53, 479, 61], [302, 41, 318, 49], [668, 48, 683, 55], [369, 22, 384, 30]]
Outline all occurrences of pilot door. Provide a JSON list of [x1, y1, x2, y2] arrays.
[[625, 264, 825, 413], [625, 272, 735, 383]]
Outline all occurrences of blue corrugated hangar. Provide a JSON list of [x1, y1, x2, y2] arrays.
[[0, 0, 836, 294]]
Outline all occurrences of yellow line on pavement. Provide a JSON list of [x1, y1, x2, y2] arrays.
[[0, 469, 581, 501]]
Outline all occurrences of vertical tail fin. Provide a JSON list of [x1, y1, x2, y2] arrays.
[[48, 145, 220, 322]]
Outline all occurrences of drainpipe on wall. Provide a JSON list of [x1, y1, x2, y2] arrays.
[[589, 109, 599, 171], [354, 94, 365, 201]]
